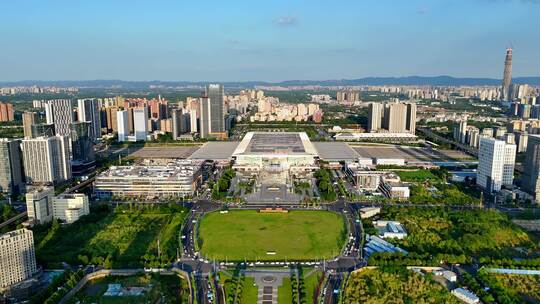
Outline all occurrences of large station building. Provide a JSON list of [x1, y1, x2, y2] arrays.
[[232, 132, 319, 181]]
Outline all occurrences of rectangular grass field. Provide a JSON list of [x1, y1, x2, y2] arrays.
[[198, 210, 345, 261]]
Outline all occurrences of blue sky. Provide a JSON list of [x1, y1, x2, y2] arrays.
[[1, 0, 538, 81]]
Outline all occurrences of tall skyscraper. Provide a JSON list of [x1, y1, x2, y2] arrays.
[[477, 137, 516, 192], [117, 110, 129, 142], [205, 84, 225, 134], [0, 229, 37, 289], [21, 136, 71, 184], [77, 98, 102, 140], [70, 122, 95, 168], [522, 135, 540, 203], [25, 186, 54, 224], [0, 139, 24, 195], [172, 109, 181, 140], [199, 96, 211, 138], [22, 111, 37, 139], [45, 99, 72, 136], [501, 48, 513, 101], [133, 107, 148, 141]]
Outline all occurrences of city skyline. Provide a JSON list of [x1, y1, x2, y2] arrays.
[[1, 0, 540, 82]]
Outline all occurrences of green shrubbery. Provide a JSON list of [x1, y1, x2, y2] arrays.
[[314, 169, 337, 201]]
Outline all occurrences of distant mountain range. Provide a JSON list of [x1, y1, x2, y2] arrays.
[[1, 76, 540, 88]]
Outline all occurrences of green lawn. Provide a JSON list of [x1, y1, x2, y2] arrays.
[[198, 210, 345, 261], [304, 269, 323, 304], [67, 273, 189, 304], [395, 169, 441, 183], [241, 277, 259, 304], [35, 205, 187, 268], [278, 278, 293, 304]]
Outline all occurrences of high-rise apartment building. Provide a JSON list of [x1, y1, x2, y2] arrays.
[[25, 186, 54, 224], [77, 98, 101, 140], [104, 107, 118, 133], [384, 102, 407, 133], [522, 135, 540, 203], [205, 84, 225, 135], [368, 103, 383, 132], [133, 107, 148, 141], [45, 99, 72, 136], [0, 229, 38, 288], [501, 48, 513, 101], [0, 102, 14, 122], [117, 110, 129, 142], [477, 137, 516, 192], [368, 102, 416, 134], [22, 112, 37, 138], [405, 103, 417, 134], [21, 136, 71, 184], [0, 139, 24, 195], [336, 90, 360, 103]]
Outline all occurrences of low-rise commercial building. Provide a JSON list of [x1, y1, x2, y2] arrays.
[[94, 159, 203, 199], [344, 163, 382, 191], [363, 235, 408, 258], [374, 220, 408, 239], [53, 194, 90, 224], [359, 207, 381, 219], [379, 174, 410, 200], [451, 288, 480, 304], [25, 186, 54, 224]]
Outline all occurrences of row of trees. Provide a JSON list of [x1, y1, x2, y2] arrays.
[[212, 169, 235, 200], [344, 267, 459, 304], [31, 269, 84, 304], [314, 169, 337, 201]]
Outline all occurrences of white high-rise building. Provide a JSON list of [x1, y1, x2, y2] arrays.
[[190, 109, 198, 133], [25, 186, 54, 224], [21, 136, 71, 184], [133, 107, 148, 141], [0, 229, 38, 289], [117, 110, 129, 142], [77, 98, 102, 140], [44, 99, 72, 136], [477, 137, 516, 192], [53, 193, 90, 224]]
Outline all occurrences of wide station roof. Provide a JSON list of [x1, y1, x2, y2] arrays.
[[232, 132, 318, 156]]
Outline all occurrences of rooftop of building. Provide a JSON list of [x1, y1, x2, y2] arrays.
[[0, 228, 31, 240], [97, 159, 202, 179], [233, 132, 318, 156]]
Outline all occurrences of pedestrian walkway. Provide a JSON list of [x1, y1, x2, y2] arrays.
[[245, 270, 291, 304]]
